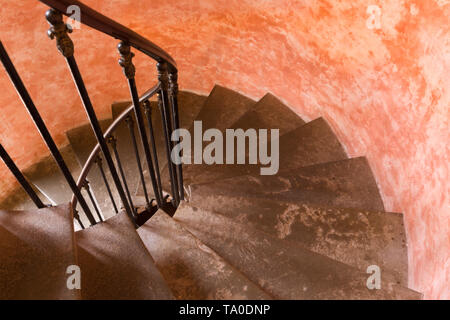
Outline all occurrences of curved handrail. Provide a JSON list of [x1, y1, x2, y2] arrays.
[[39, 0, 177, 69], [71, 83, 160, 208]]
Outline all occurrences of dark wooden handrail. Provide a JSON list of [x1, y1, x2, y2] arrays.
[[38, 0, 177, 69]]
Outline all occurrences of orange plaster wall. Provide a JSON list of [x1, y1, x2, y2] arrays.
[[0, 0, 448, 298]]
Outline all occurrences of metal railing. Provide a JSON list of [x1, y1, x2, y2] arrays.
[[0, 0, 183, 229]]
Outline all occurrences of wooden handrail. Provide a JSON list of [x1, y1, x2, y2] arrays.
[[38, 0, 177, 69]]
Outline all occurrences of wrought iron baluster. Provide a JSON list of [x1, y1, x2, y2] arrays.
[[143, 101, 163, 201], [124, 116, 152, 209], [0, 41, 96, 226], [157, 62, 180, 206], [168, 66, 184, 201], [118, 41, 163, 208], [45, 9, 135, 225], [0, 143, 46, 209], [95, 156, 118, 214], [82, 179, 103, 222], [108, 136, 136, 216]]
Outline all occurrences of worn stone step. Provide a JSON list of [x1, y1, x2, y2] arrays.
[[189, 84, 256, 132], [66, 119, 113, 166], [186, 192, 408, 285], [171, 93, 306, 186], [76, 211, 174, 299], [21, 145, 95, 227], [187, 157, 384, 212], [137, 210, 272, 299], [158, 117, 348, 195], [23, 145, 80, 205], [230, 92, 305, 136], [158, 85, 255, 192], [0, 183, 48, 211], [141, 85, 258, 198], [0, 204, 79, 299], [174, 203, 421, 300]]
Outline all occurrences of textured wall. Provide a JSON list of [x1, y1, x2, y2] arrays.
[[0, 0, 448, 299]]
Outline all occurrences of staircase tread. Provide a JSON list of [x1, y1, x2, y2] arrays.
[[159, 117, 348, 193], [0, 204, 79, 299], [66, 119, 113, 166], [188, 157, 385, 212], [0, 185, 48, 211], [230, 92, 306, 135], [137, 210, 272, 299], [24, 145, 81, 205], [76, 211, 174, 299], [190, 84, 256, 132], [186, 192, 408, 285], [174, 203, 422, 300]]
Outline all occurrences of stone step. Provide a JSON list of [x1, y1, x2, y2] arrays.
[[169, 92, 307, 186], [186, 192, 408, 285], [157, 85, 255, 192], [188, 157, 385, 212], [137, 210, 272, 299], [230, 92, 305, 136], [174, 203, 422, 300], [0, 204, 79, 299], [158, 117, 348, 195], [0, 183, 48, 211], [23, 145, 80, 205], [66, 119, 114, 166], [76, 211, 174, 299], [140, 85, 258, 198], [21, 145, 95, 227], [189, 84, 256, 132]]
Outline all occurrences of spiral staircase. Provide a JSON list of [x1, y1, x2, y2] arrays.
[[0, 1, 422, 300]]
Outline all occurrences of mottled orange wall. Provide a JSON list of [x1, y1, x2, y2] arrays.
[[0, 0, 448, 298]]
